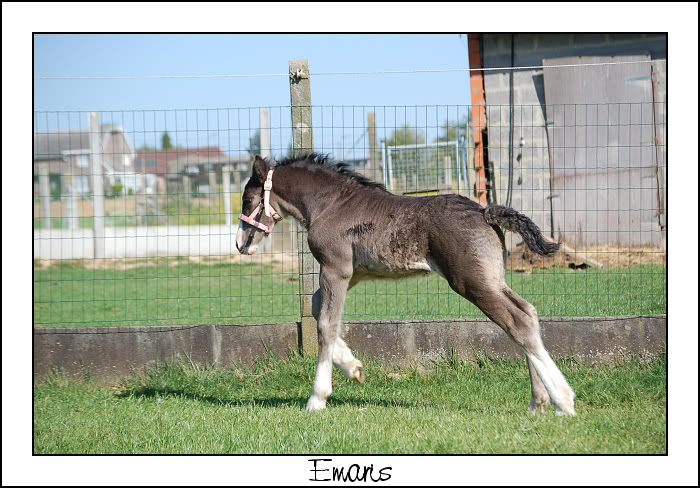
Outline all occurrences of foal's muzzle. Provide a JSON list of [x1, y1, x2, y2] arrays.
[[235, 221, 259, 254]]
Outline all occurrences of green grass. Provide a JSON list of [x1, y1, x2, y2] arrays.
[[345, 265, 666, 319], [34, 262, 666, 327], [33, 351, 667, 454], [34, 261, 301, 326], [33, 217, 95, 230]]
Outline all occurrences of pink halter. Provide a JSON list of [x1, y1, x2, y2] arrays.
[[238, 169, 282, 234]]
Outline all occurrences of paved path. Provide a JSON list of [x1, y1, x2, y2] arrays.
[[34, 225, 295, 259]]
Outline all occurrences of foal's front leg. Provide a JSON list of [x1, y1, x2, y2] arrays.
[[307, 267, 350, 411], [311, 281, 365, 384]]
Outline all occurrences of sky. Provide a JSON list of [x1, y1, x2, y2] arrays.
[[34, 34, 472, 109], [34, 34, 473, 157]]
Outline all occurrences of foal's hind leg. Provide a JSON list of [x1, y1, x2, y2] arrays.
[[463, 285, 576, 416], [312, 288, 365, 384], [500, 287, 575, 415], [499, 288, 574, 415], [527, 357, 551, 413]]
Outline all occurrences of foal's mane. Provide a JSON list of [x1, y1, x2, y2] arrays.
[[274, 152, 387, 191]]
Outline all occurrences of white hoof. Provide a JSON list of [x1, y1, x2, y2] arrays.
[[351, 364, 365, 384], [553, 388, 576, 416], [555, 405, 577, 416], [306, 396, 327, 411], [339, 360, 366, 383], [554, 396, 577, 416]]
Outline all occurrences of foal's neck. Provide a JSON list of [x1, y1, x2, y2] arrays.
[[272, 165, 324, 229]]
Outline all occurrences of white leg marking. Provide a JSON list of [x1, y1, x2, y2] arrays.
[[524, 344, 576, 416], [527, 358, 551, 414], [307, 347, 334, 411], [333, 338, 364, 383]]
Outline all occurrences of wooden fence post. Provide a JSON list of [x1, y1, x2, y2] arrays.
[[39, 162, 51, 229], [89, 112, 105, 259], [260, 107, 272, 253], [289, 59, 318, 355], [208, 164, 218, 211], [64, 174, 78, 230], [222, 164, 232, 227], [367, 111, 381, 183]]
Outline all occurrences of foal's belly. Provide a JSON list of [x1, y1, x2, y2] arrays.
[[351, 255, 444, 284], [352, 267, 430, 283]]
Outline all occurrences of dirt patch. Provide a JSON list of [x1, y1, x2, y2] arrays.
[[34, 252, 299, 272], [34, 197, 149, 219], [33, 258, 158, 271], [179, 253, 298, 270], [34, 242, 664, 275], [507, 242, 666, 272]]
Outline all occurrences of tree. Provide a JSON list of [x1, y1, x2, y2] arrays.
[[433, 113, 472, 143], [109, 181, 123, 198], [161, 132, 173, 150], [383, 124, 426, 147]]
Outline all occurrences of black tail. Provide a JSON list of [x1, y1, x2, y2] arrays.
[[483, 205, 559, 256]]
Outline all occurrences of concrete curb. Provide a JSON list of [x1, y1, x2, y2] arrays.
[[34, 316, 666, 383], [343, 316, 666, 365]]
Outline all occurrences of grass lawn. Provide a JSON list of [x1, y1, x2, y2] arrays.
[[33, 351, 667, 454], [34, 262, 666, 327]]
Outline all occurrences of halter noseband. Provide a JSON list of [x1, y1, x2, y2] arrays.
[[238, 169, 282, 234]]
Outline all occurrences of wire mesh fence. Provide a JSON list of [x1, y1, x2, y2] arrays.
[[33, 102, 666, 327]]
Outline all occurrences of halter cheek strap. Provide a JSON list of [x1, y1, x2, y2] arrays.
[[263, 169, 277, 218], [238, 169, 282, 234]]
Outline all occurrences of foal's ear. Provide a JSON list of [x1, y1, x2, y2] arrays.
[[252, 155, 268, 183]]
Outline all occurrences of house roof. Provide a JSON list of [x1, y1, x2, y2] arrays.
[[165, 152, 231, 175], [134, 147, 248, 175], [33, 124, 133, 172], [33, 131, 91, 160]]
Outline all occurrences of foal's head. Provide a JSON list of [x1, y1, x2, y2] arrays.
[[235, 156, 278, 255]]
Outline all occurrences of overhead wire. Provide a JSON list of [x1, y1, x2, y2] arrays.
[[34, 60, 658, 81]]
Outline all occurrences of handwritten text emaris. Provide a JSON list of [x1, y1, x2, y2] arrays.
[[309, 458, 392, 482]]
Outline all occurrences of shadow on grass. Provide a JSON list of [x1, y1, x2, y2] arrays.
[[118, 384, 425, 410]]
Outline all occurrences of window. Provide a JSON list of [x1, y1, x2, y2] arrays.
[[76, 154, 89, 168], [147, 159, 157, 169], [135, 159, 143, 169], [75, 175, 90, 195]]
